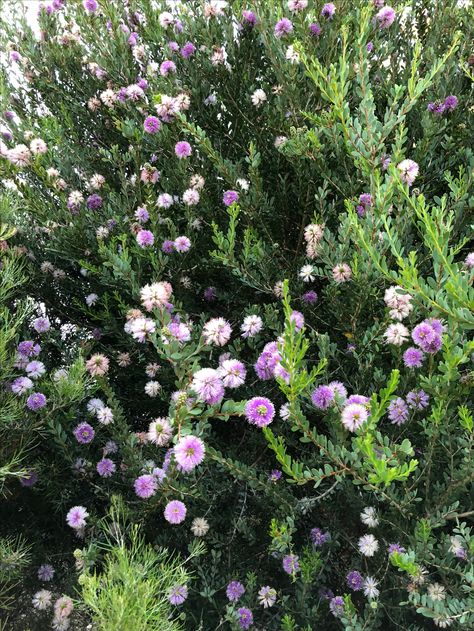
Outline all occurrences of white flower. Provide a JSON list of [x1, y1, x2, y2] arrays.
[[258, 585, 277, 608], [236, 178, 250, 191], [433, 615, 454, 628], [158, 11, 174, 27], [87, 398, 104, 413], [191, 517, 209, 537], [202, 317, 232, 346], [427, 582, 446, 602], [157, 193, 173, 208], [26, 360, 46, 379], [251, 89, 267, 107], [273, 281, 284, 297], [145, 381, 161, 397], [145, 363, 160, 378], [89, 173, 105, 189], [30, 138, 47, 154], [241, 314, 263, 338], [96, 226, 109, 239], [97, 406, 114, 425], [32, 589, 52, 610], [140, 282, 172, 311], [362, 576, 379, 599], [99, 89, 116, 107], [183, 188, 200, 206], [299, 264, 315, 282], [360, 507, 379, 528], [358, 534, 379, 557], [274, 135, 288, 148], [286, 45, 300, 64], [190, 174, 205, 190], [147, 417, 172, 446], [383, 323, 409, 346], [85, 293, 98, 306], [280, 403, 290, 420], [52, 369, 68, 382], [7, 144, 31, 166], [129, 317, 156, 343]]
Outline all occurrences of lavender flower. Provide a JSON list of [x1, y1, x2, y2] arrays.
[[136, 230, 154, 247], [406, 389, 429, 410], [38, 564, 55, 581], [321, 3, 336, 19], [311, 385, 335, 410], [33, 317, 50, 333], [226, 580, 245, 602], [191, 368, 225, 405], [134, 474, 157, 499], [86, 194, 102, 210], [274, 18, 293, 38], [168, 585, 188, 605], [218, 359, 246, 388], [175, 141, 192, 159], [174, 435, 205, 472], [237, 608, 253, 630], [96, 458, 116, 477], [73, 422, 95, 444], [346, 570, 364, 591], [282, 554, 300, 574], [388, 397, 409, 425], [388, 543, 406, 555], [27, 392, 47, 410], [329, 596, 345, 617], [376, 6, 396, 29], [144, 116, 161, 134], [341, 403, 369, 432], [309, 23, 322, 37], [403, 347, 424, 368], [245, 397, 275, 427], [164, 500, 187, 524], [310, 527, 330, 547], [223, 190, 239, 206], [66, 505, 89, 529]]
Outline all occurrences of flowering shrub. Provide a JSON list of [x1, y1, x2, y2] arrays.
[[1, 1, 473, 629]]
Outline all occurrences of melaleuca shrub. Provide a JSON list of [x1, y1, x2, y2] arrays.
[[1, 1, 473, 630]]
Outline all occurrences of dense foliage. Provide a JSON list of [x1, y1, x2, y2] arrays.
[[1, 1, 473, 629]]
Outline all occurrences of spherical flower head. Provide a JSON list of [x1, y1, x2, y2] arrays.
[[164, 500, 186, 524], [27, 392, 47, 410], [223, 189, 239, 206], [302, 290, 318, 304], [245, 397, 275, 427], [66, 505, 89, 529], [321, 3, 336, 19], [183, 188, 200, 205], [237, 607, 253, 630], [86, 353, 109, 376], [181, 42, 196, 58], [242, 10, 257, 27], [376, 6, 396, 28], [388, 397, 409, 425], [358, 534, 379, 556], [464, 252, 474, 269], [310, 527, 330, 546], [341, 403, 369, 432], [33, 316, 50, 333], [311, 385, 335, 410], [18, 340, 40, 357], [174, 236, 191, 252], [412, 322, 435, 347], [332, 263, 352, 282], [288, 0, 308, 11], [160, 60, 176, 76], [32, 589, 52, 611], [83, 0, 98, 12], [282, 554, 300, 574], [346, 570, 363, 591], [174, 435, 205, 472], [161, 239, 175, 254], [363, 576, 380, 599], [269, 469, 282, 482], [403, 347, 424, 368], [257, 585, 277, 608], [11, 376, 33, 395], [140, 281, 173, 311], [309, 22, 322, 36], [329, 596, 344, 617], [144, 115, 161, 134], [73, 422, 95, 444], [191, 368, 225, 405], [406, 389, 429, 411], [203, 286, 217, 301], [218, 359, 247, 388], [134, 474, 157, 499], [96, 458, 116, 477], [290, 310, 304, 331], [191, 517, 209, 537], [136, 229, 154, 248], [383, 323, 409, 346], [169, 585, 188, 605], [26, 360, 46, 379], [87, 193, 102, 210], [397, 159, 419, 186], [241, 314, 263, 338], [346, 394, 369, 405], [38, 564, 55, 581], [226, 580, 245, 602], [175, 141, 192, 159], [54, 595, 74, 620], [202, 317, 232, 346], [443, 95, 458, 111], [329, 381, 348, 400], [388, 542, 405, 555], [361, 506, 379, 528], [274, 17, 293, 38]]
